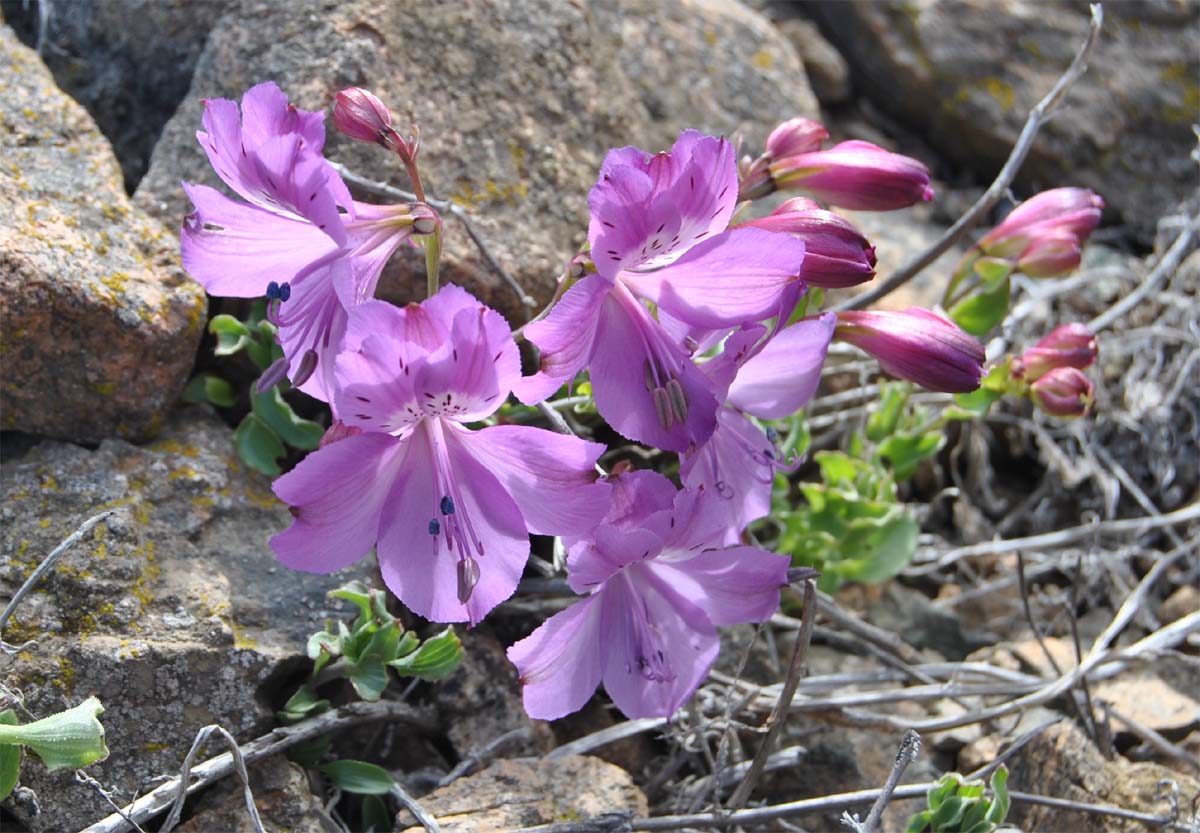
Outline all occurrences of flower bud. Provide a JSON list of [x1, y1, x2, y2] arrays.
[[0, 696, 109, 771], [743, 197, 876, 287], [765, 117, 829, 160], [769, 140, 934, 211], [1014, 232, 1083, 278], [835, 308, 985, 393], [332, 87, 398, 147], [1012, 323, 1098, 382], [1030, 366, 1095, 418], [979, 188, 1104, 258]]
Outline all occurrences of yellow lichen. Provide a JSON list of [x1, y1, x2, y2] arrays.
[[751, 48, 774, 70]]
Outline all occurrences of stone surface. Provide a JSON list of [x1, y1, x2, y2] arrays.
[[134, 0, 819, 324], [0, 26, 206, 443], [1006, 721, 1200, 833], [809, 0, 1200, 242], [438, 629, 555, 759], [775, 17, 851, 105], [174, 757, 331, 833], [1, 0, 235, 189], [396, 755, 648, 832], [0, 408, 369, 832]]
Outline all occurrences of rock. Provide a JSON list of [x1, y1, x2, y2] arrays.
[[809, 1, 1199, 242], [395, 755, 648, 832], [0, 26, 206, 444], [1160, 584, 1200, 625], [863, 583, 992, 660], [0, 408, 370, 832], [1, 0, 235, 190], [1006, 721, 1200, 833], [174, 757, 330, 833], [133, 0, 819, 324], [775, 17, 852, 105], [437, 629, 555, 759]]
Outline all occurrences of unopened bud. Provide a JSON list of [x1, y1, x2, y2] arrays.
[[765, 117, 829, 160], [1030, 366, 1095, 418], [768, 140, 934, 211], [1015, 232, 1083, 278], [332, 87, 398, 147], [1012, 323, 1098, 382], [743, 197, 876, 287], [835, 308, 985, 393], [411, 203, 440, 236], [979, 188, 1104, 259]]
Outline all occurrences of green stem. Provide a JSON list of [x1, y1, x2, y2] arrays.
[[424, 225, 442, 298]]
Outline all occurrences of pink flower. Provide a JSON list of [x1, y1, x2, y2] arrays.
[[834, 308, 985, 393], [515, 130, 808, 452], [332, 87, 398, 147], [507, 471, 789, 719], [271, 285, 611, 624], [764, 140, 934, 211], [1030, 366, 1095, 418], [741, 198, 877, 288], [181, 82, 434, 401], [682, 315, 837, 539], [1012, 323, 1098, 382], [979, 188, 1104, 259]]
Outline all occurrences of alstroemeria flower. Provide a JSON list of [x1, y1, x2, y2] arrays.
[[271, 284, 611, 624], [834, 308, 985, 393], [507, 470, 789, 719], [515, 130, 808, 452], [681, 314, 837, 540], [181, 81, 434, 401], [741, 198, 876, 288]]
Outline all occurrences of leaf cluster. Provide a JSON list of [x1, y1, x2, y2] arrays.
[[905, 767, 1011, 833]]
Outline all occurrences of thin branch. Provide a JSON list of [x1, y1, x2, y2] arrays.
[[727, 579, 816, 809], [1, 510, 114, 642], [1089, 216, 1198, 333], [158, 725, 264, 833], [842, 730, 921, 833], [391, 782, 442, 833], [836, 4, 1104, 312], [916, 501, 1200, 571], [328, 161, 536, 316], [77, 700, 435, 833], [545, 718, 668, 761], [1104, 704, 1200, 775], [437, 727, 533, 787]]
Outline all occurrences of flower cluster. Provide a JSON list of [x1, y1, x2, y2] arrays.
[[181, 83, 988, 721]]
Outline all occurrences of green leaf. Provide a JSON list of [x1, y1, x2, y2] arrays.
[[361, 794, 393, 833], [878, 431, 945, 481], [0, 711, 20, 802], [251, 388, 323, 450], [287, 735, 331, 768], [319, 760, 396, 795], [388, 627, 463, 680], [0, 697, 109, 772], [949, 279, 1010, 336], [346, 659, 389, 701], [182, 373, 236, 408], [904, 809, 933, 833], [393, 631, 419, 659], [361, 621, 403, 663], [234, 413, 286, 476], [866, 384, 908, 442], [828, 510, 918, 584], [973, 257, 1015, 290], [985, 766, 1010, 824], [209, 315, 251, 356], [278, 686, 330, 723], [948, 386, 1002, 421], [959, 798, 991, 833], [927, 774, 960, 812], [329, 582, 374, 624], [930, 795, 967, 830]]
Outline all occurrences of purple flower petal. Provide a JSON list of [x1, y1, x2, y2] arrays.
[[181, 183, 340, 297], [588, 291, 718, 452], [567, 523, 664, 594], [625, 228, 806, 330], [726, 313, 835, 419], [647, 544, 788, 627], [377, 423, 529, 624], [507, 593, 605, 720], [600, 571, 720, 719], [679, 410, 776, 541], [513, 273, 610, 405], [453, 425, 610, 537], [270, 432, 407, 572]]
